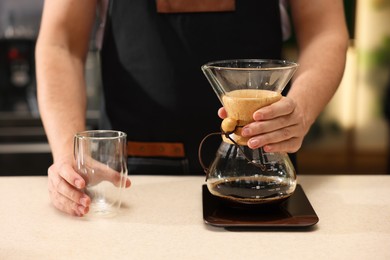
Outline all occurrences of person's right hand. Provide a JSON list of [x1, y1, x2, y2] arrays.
[[47, 156, 131, 217], [47, 156, 91, 217]]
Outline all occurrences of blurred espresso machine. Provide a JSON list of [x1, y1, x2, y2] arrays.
[[0, 3, 50, 175], [0, 1, 41, 114], [0, 37, 37, 114], [0, 2, 100, 175]]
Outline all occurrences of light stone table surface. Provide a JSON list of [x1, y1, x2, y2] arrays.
[[0, 175, 389, 260]]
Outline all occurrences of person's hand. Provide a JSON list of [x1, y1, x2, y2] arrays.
[[48, 157, 90, 217], [77, 154, 130, 187], [47, 156, 131, 217], [218, 96, 310, 153]]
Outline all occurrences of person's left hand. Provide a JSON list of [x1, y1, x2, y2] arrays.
[[218, 96, 310, 153]]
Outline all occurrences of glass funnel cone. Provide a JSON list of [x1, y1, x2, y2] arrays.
[[200, 59, 299, 206], [202, 59, 298, 145], [201, 59, 298, 102]]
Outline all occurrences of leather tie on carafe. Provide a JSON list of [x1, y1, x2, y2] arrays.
[[198, 125, 266, 181]]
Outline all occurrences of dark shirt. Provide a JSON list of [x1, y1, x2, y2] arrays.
[[100, 0, 283, 173]]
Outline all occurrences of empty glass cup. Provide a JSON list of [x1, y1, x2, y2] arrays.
[[74, 130, 128, 217]]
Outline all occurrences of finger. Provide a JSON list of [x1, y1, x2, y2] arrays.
[[242, 105, 297, 137], [54, 167, 88, 204], [247, 124, 303, 150], [253, 97, 295, 121], [103, 167, 131, 188], [48, 165, 91, 214], [49, 189, 89, 217], [125, 178, 131, 188], [58, 163, 86, 190], [263, 137, 303, 153], [243, 114, 298, 137], [218, 107, 227, 119]]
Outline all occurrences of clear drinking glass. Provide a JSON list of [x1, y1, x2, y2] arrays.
[[74, 130, 128, 217]]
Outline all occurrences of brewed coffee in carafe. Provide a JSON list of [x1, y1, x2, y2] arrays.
[[200, 59, 299, 206]]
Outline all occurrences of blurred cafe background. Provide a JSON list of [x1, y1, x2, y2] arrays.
[[0, 0, 389, 176]]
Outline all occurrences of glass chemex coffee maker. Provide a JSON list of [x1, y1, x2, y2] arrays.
[[200, 59, 299, 207]]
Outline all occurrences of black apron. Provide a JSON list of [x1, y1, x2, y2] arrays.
[[100, 0, 283, 174]]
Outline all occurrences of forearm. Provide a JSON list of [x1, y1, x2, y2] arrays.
[[288, 0, 349, 130], [288, 32, 348, 127], [36, 44, 87, 163], [35, 0, 96, 164]]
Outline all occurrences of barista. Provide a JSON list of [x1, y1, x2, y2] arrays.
[[35, 0, 349, 216]]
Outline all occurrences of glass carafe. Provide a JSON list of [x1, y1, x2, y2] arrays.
[[201, 59, 299, 206]]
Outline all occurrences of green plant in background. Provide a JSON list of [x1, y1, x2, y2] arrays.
[[359, 0, 390, 69], [372, 0, 390, 9], [368, 0, 390, 67], [368, 1, 390, 121], [358, 34, 390, 118], [364, 35, 390, 68], [358, 35, 390, 86]]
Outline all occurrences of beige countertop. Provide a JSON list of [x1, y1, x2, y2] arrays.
[[0, 175, 389, 260]]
